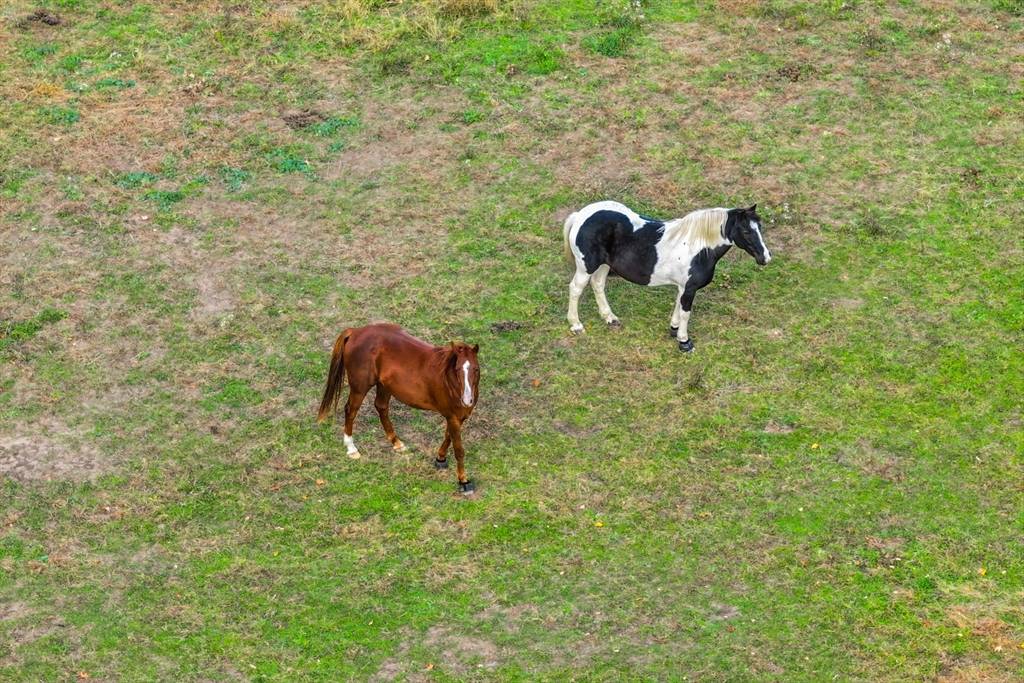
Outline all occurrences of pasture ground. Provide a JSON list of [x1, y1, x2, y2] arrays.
[[1, 0, 1022, 680]]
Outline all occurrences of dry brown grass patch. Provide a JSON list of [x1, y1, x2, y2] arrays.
[[946, 603, 1024, 662], [833, 440, 904, 483], [436, 0, 498, 18], [0, 419, 112, 483], [938, 663, 1020, 683]]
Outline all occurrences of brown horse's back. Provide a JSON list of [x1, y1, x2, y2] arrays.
[[343, 324, 440, 409]]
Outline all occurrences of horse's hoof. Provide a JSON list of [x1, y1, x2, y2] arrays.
[[434, 458, 449, 470], [607, 319, 622, 329], [458, 480, 475, 494], [348, 450, 361, 460], [570, 324, 585, 335], [392, 441, 407, 452], [669, 326, 679, 339], [678, 339, 694, 353]]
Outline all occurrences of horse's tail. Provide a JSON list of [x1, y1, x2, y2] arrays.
[[317, 329, 351, 423], [562, 212, 576, 262]]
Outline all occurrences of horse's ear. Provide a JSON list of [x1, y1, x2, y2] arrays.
[[472, 343, 479, 354], [747, 203, 757, 213]]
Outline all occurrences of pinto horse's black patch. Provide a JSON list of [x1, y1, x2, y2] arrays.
[[684, 244, 733, 295], [575, 210, 665, 285]]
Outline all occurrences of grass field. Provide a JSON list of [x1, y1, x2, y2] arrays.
[[2, 0, 1023, 680]]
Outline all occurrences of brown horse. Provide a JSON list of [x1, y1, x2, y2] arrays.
[[317, 323, 481, 493]]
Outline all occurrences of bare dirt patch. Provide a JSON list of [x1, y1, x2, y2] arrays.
[[709, 602, 741, 621], [423, 624, 501, 672], [832, 298, 865, 310], [0, 428, 111, 483], [763, 421, 795, 434], [553, 420, 600, 439], [774, 62, 814, 83], [0, 612, 82, 668], [370, 603, 540, 680], [947, 604, 1024, 657], [958, 167, 982, 189], [833, 440, 904, 483], [370, 623, 501, 681], [864, 536, 905, 570], [324, 86, 470, 181], [0, 602, 32, 622], [474, 603, 540, 632], [937, 663, 1019, 683], [193, 270, 234, 320], [19, 9, 62, 27], [282, 108, 326, 130], [489, 320, 524, 333]]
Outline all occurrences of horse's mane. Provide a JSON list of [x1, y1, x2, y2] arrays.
[[660, 208, 728, 249]]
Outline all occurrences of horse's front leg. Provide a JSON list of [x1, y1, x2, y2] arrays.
[[447, 416, 474, 494], [676, 287, 697, 353], [434, 423, 451, 469], [669, 285, 683, 338]]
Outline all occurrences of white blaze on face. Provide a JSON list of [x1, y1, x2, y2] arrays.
[[461, 360, 474, 406], [751, 220, 771, 263]]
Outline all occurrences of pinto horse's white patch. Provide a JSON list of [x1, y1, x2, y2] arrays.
[[751, 220, 771, 263], [571, 201, 648, 234], [461, 360, 474, 406]]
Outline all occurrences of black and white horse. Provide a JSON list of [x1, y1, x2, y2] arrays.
[[562, 201, 771, 352]]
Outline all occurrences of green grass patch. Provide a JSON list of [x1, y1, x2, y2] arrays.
[[219, 166, 251, 192], [40, 105, 80, 126], [142, 189, 185, 209], [114, 171, 159, 189], [93, 77, 135, 90], [21, 43, 58, 63], [200, 379, 263, 410], [309, 115, 360, 137], [0, 308, 67, 353], [582, 25, 641, 57], [266, 148, 312, 174]]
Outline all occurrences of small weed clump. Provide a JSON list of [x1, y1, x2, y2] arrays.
[[143, 190, 186, 209], [41, 105, 80, 126], [114, 172, 159, 189], [219, 167, 251, 192], [266, 149, 312, 174], [583, 0, 646, 57], [310, 115, 360, 137]]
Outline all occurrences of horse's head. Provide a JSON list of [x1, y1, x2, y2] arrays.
[[446, 342, 480, 408], [726, 205, 772, 266]]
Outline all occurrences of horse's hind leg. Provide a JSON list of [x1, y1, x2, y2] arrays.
[[343, 389, 368, 459], [374, 387, 406, 452], [590, 265, 620, 327], [567, 265, 592, 334]]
